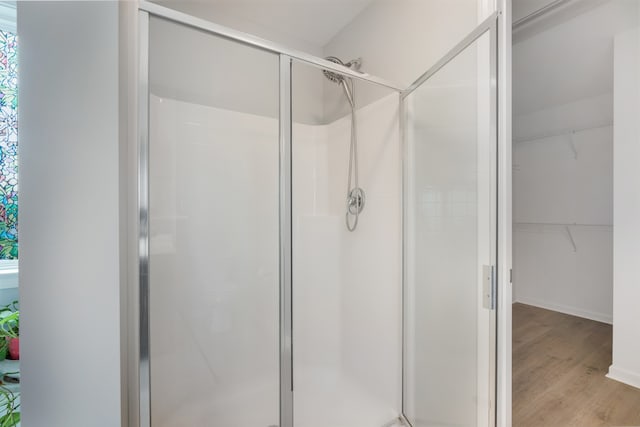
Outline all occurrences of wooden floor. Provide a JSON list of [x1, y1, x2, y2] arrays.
[[513, 303, 640, 427]]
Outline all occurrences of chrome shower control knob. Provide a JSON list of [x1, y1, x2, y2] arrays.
[[347, 187, 366, 215]]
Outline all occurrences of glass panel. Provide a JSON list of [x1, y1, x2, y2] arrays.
[[147, 16, 280, 427], [291, 60, 402, 427], [404, 30, 495, 427]]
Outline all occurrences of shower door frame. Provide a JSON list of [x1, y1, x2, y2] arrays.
[[400, 11, 500, 427], [133, 2, 511, 426]]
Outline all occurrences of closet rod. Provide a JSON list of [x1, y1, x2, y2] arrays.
[[513, 123, 612, 144], [514, 222, 613, 227], [565, 225, 577, 252], [514, 222, 613, 252], [513, 0, 574, 29], [513, 0, 610, 31]]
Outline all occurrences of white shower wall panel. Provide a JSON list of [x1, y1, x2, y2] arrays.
[[293, 93, 402, 427], [149, 95, 281, 427], [329, 94, 401, 410], [293, 123, 344, 374]]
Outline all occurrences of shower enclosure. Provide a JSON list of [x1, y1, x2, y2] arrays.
[[135, 2, 501, 426]]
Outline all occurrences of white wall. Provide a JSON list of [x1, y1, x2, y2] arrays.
[[609, 26, 640, 390], [513, 1, 638, 116], [149, 17, 281, 119], [322, 0, 483, 121], [18, 2, 122, 426], [512, 95, 614, 323], [149, 0, 325, 56], [148, 1, 325, 125]]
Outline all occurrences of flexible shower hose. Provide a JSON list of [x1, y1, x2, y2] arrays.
[[346, 78, 360, 232]]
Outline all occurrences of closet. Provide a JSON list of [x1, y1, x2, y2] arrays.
[[512, 0, 640, 425]]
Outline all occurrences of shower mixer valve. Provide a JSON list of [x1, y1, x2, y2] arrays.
[[347, 187, 366, 215]]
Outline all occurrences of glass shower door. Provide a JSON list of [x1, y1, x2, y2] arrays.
[[145, 15, 281, 427], [403, 17, 498, 427]]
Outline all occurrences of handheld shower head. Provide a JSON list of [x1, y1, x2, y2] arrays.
[[323, 56, 347, 83], [323, 56, 361, 109], [322, 56, 362, 82]]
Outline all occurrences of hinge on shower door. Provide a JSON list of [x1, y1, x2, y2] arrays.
[[482, 265, 496, 310]]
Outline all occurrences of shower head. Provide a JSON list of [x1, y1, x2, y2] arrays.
[[322, 56, 362, 83], [323, 56, 361, 109], [323, 56, 347, 83]]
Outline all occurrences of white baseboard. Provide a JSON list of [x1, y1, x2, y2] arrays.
[[513, 296, 613, 324], [607, 365, 640, 390]]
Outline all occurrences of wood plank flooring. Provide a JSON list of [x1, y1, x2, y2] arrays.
[[513, 303, 640, 427]]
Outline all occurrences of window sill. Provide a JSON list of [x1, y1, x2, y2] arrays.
[[0, 262, 18, 290], [0, 267, 18, 290], [0, 280, 17, 290]]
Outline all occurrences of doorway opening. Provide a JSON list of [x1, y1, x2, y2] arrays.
[[512, 1, 640, 425]]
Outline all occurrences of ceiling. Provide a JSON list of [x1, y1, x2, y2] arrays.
[[513, 0, 639, 116], [152, 0, 377, 49]]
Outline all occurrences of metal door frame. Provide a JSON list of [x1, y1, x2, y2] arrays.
[[399, 11, 500, 427]]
